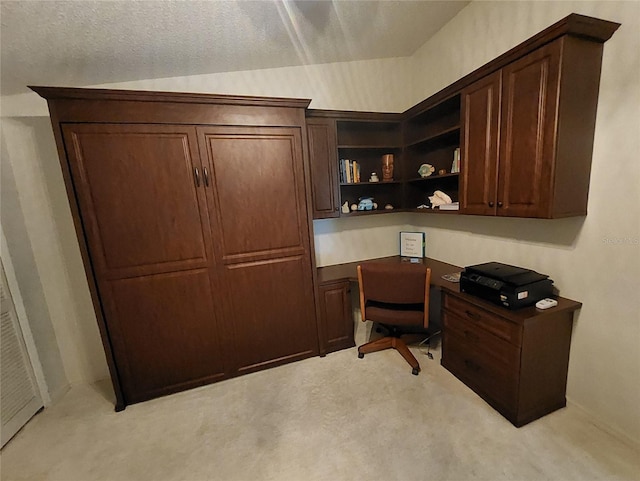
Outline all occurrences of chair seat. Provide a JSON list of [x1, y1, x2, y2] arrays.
[[365, 301, 424, 326]]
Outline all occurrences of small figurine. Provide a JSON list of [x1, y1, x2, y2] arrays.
[[384, 204, 394, 210], [418, 163, 435, 178], [357, 197, 375, 211], [341, 201, 350, 214], [350, 203, 358, 212], [369, 172, 379, 182]]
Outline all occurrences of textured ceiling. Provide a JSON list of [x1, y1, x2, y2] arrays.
[[0, 0, 469, 96]]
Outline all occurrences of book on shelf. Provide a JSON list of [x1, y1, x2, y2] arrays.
[[451, 147, 461, 173], [339, 158, 361, 184]]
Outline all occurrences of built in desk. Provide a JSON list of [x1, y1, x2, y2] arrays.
[[317, 256, 582, 427]]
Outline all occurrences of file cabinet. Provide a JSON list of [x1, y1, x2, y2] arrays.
[[441, 289, 581, 426]]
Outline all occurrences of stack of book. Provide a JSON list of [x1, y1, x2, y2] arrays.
[[339, 159, 361, 184]]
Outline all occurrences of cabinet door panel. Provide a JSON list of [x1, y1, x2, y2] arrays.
[[498, 40, 561, 217], [223, 257, 317, 372], [307, 118, 340, 219], [62, 124, 211, 279], [197, 126, 319, 372], [104, 269, 227, 402], [460, 72, 501, 215], [197, 127, 309, 263], [319, 281, 354, 353]]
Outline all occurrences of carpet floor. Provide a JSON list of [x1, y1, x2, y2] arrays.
[[1, 341, 638, 481]]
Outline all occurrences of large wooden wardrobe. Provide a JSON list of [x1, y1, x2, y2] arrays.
[[33, 87, 320, 409]]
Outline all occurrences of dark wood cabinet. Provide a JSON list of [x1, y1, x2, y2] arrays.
[[459, 72, 501, 216], [35, 87, 319, 409], [197, 125, 318, 374], [307, 110, 403, 218], [441, 290, 581, 427], [307, 118, 340, 219], [460, 33, 612, 218], [305, 14, 619, 219], [317, 280, 354, 354], [62, 123, 228, 403]]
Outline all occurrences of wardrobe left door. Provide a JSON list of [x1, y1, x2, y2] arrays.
[[62, 124, 230, 404]]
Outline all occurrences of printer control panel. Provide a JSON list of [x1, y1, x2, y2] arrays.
[[467, 273, 504, 291]]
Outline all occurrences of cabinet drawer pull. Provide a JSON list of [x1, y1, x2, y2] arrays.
[[194, 167, 201, 187], [465, 309, 480, 320], [497, 201, 503, 208], [488, 201, 494, 207], [203, 166, 210, 187]]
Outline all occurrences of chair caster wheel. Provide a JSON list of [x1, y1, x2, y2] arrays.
[[358, 352, 364, 359], [412, 367, 420, 375]]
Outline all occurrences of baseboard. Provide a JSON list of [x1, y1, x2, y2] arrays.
[[566, 398, 640, 449]]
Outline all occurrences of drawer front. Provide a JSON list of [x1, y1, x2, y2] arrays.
[[443, 331, 519, 411], [444, 294, 522, 346], [443, 311, 521, 368]]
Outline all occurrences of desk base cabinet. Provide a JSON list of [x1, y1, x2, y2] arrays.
[[317, 280, 355, 354], [441, 290, 578, 427]]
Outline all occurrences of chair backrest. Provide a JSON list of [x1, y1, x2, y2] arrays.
[[357, 262, 431, 328]]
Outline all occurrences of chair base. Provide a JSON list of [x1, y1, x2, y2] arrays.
[[357, 336, 421, 375]]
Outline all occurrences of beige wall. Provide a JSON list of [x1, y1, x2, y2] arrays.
[[1, 0, 637, 443], [407, 1, 640, 444]]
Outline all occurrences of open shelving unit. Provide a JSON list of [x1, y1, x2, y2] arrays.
[[335, 116, 403, 214], [403, 94, 461, 212]]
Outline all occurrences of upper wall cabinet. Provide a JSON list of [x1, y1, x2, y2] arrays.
[[460, 33, 613, 218], [307, 13, 620, 219], [307, 117, 340, 219], [307, 110, 402, 218]]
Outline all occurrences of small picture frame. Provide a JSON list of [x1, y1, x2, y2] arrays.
[[400, 231, 425, 258]]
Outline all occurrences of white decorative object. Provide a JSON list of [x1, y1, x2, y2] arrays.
[[418, 163, 435, 178], [350, 203, 358, 212], [341, 201, 350, 214], [428, 190, 453, 208], [369, 172, 379, 182], [384, 204, 394, 210]]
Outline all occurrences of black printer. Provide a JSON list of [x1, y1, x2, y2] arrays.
[[460, 262, 554, 309]]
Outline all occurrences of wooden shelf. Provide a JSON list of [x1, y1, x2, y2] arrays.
[[340, 209, 398, 217], [405, 208, 460, 214], [407, 173, 459, 182], [340, 180, 402, 186], [337, 144, 402, 149], [405, 125, 460, 149]]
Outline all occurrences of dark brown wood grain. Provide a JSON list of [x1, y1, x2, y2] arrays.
[[37, 89, 318, 409], [498, 39, 561, 218], [306, 118, 340, 219], [317, 280, 354, 354], [441, 289, 580, 426], [459, 71, 501, 215]]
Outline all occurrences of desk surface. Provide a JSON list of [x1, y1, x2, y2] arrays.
[[316, 256, 461, 290], [316, 256, 582, 316]]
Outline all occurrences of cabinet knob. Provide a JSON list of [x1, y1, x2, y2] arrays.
[[497, 201, 503, 208], [488, 201, 494, 208]]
